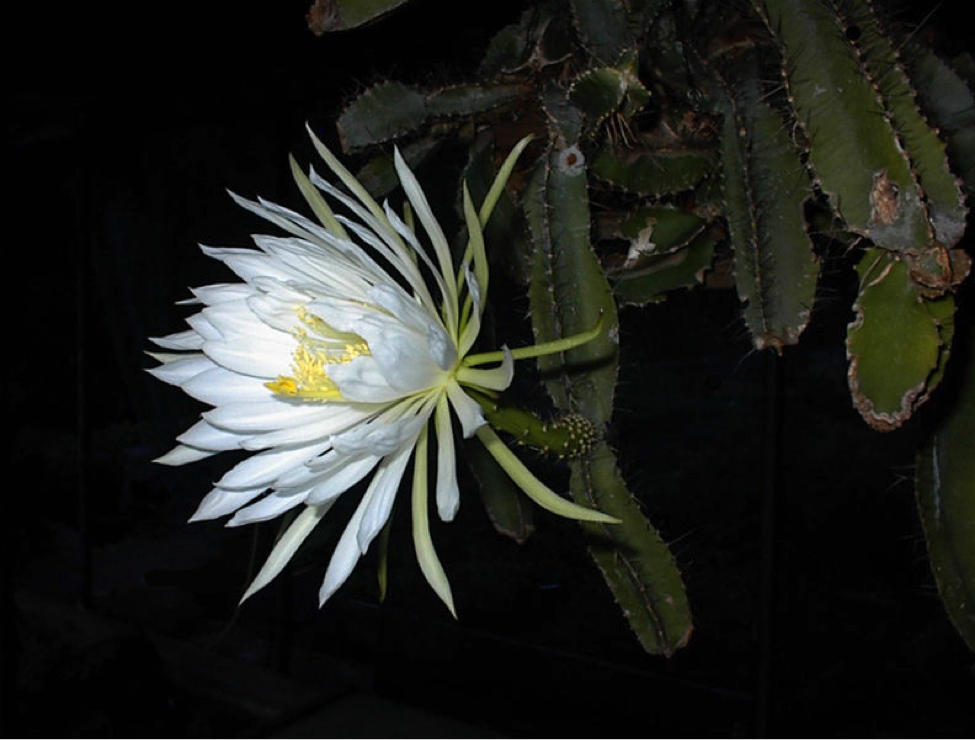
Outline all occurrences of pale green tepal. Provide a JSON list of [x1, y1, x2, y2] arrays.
[[147, 127, 616, 616]]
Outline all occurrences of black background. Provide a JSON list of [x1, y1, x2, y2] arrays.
[[6, 0, 974, 736]]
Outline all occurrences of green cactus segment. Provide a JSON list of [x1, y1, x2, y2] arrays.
[[838, 0, 967, 250], [480, 6, 573, 77], [719, 80, 818, 351], [591, 142, 715, 196], [525, 146, 618, 421], [846, 249, 955, 430], [478, 395, 600, 460], [611, 207, 716, 305], [613, 231, 715, 305], [465, 439, 535, 545], [525, 144, 693, 654], [568, 0, 635, 65], [568, 56, 651, 132], [307, 0, 410, 33], [904, 44, 975, 191], [915, 322, 975, 653], [573, 442, 694, 656], [468, 383, 600, 461], [755, 0, 930, 251], [337, 80, 526, 151]]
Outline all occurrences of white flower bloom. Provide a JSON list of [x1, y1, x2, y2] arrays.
[[149, 126, 616, 615]]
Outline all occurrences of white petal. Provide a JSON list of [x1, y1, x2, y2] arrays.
[[434, 396, 460, 522], [189, 282, 256, 306], [203, 301, 289, 343], [356, 436, 416, 552], [154, 444, 217, 466], [182, 366, 274, 406], [305, 453, 381, 505], [329, 403, 430, 457], [445, 381, 486, 438], [392, 147, 457, 326], [203, 336, 294, 378], [190, 485, 267, 521], [176, 419, 247, 451], [411, 426, 456, 616], [149, 329, 204, 351], [204, 399, 332, 433], [317, 440, 414, 605], [201, 244, 297, 285], [215, 442, 328, 490], [370, 284, 456, 371], [185, 312, 222, 342], [245, 292, 305, 335], [318, 497, 369, 606], [326, 356, 403, 403], [146, 354, 213, 386], [226, 489, 306, 526], [241, 504, 331, 603], [240, 404, 375, 451]]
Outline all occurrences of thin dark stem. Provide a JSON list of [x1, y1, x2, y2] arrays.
[[76, 167, 93, 611], [757, 350, 783, 736]]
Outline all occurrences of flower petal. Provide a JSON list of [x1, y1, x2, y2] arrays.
[[304, 452, 381, 506], [240, 404, 376, 451], [215, 442, 329, 490], [204, 336, 294, 378], [226, 489, 307, 526], [434, 395, 460, 522], [411, 426, 456, 616], [356, 436, 417, 552], [181, 366, 274, 407], [154, 444, 217, 466], [146, 355, 213, 386], [204, 400, 334, 434], [149, 329, 204, 351], [330, 401, 430, 457], [190, 485, 267, 522], [241, 504, 331, 603], [475, 425, 621, 524], [445, 381, 486, 439], [176, 419, 247, 451]]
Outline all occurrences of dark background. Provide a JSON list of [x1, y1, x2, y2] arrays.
[[6, 0, 974, 736]]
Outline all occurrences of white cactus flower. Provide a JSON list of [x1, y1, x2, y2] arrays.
[[148, 127, 615, 616]]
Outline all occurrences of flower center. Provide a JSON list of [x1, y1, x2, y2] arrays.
[[265, 307, 369, 402]]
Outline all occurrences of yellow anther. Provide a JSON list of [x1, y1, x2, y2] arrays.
[[266, 377, 299, 396]]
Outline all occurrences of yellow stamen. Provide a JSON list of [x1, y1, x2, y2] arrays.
[[265, 309, 370, 402]]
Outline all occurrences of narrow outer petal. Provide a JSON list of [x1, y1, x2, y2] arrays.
[[241, 505, 331, 603], [412, 425, 456, 616], [434, 394, 460, 522]]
